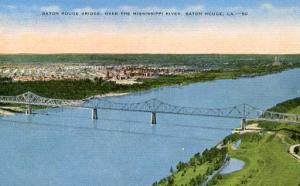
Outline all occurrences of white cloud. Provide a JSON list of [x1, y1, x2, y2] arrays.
[[3, 5, 16, 10], [260, 3, 274, 10], [259, 3, 300, 13], [118, 6, 135, 11], [184, 4, 205, 12], [40, 5, 60, 12], [74, 7, 95, 12]]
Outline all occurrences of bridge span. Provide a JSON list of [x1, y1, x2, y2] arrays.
[[0, 92, 299, 128]]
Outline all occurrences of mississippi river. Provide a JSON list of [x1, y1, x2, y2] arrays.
[[0, 69, 300, 186]]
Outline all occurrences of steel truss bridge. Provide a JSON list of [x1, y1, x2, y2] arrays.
[[0, 92, 299, 128]]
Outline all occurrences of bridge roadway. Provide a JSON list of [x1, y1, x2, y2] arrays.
[[0, 92, 299, 128]]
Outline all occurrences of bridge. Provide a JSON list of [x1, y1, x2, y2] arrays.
[[0, 92, 299, 129]]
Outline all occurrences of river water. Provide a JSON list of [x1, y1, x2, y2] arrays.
[[220, 158, 245, 175], [0, 69, 299, 186]]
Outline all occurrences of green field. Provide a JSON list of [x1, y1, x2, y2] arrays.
[[209, 97, 300, 186], [156, 162, 210, 186], [289, 106, 300, 115], [212, 132, 300, 186]]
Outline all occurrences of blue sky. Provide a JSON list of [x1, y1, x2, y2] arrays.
[[1, 0, 300, 10], [1, 0, 299, 28], [1, 0, 300, 54]]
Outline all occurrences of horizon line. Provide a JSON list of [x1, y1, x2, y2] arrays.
[[1, 53, 300, 55]]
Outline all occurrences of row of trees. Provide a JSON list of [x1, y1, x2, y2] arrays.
[[152, 147, 228, 186], [0, 77, 12, 82], [2, 54, 300, 67], [0, 78, 128, 99]]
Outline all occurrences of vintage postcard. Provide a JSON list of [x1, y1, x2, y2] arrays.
[[0, 0, 300, 186]]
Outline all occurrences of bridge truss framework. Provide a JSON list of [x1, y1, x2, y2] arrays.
[[0, 92, 299, 127]]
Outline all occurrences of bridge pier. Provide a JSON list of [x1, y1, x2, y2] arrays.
[[151, 112, 157, 125], [92, 108, 98, 120], [241, 118, 247, 130], [25, 104, 32, 115]]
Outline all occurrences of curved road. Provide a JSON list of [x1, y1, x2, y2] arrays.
[[289, 144, 300, 160]]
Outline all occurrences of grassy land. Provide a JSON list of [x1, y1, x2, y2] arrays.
[[209, 97, 300, 186], [289, 106, 300, 115], [0, 65, 296, 99], [158, 162, 210, 186], [212, 132, 300, 186], [256, 121, 300, 134]]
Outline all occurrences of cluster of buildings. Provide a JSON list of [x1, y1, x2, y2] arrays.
[[0, 64, 188, 84]]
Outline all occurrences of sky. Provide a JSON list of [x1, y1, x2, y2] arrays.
[[0, 0, 300, 54]]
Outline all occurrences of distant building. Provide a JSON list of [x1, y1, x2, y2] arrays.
[[272, 56, 282, 66]]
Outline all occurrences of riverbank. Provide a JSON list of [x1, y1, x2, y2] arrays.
[[154, 96, 300, 186], [0, 109, 13, 116], [87, 92, 129, 99], [152, 147, 228, 186], [0, 106, 24, 116]]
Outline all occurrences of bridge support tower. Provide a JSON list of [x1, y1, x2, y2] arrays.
[[241, 118, 247, 130], [26, 104, 32, 115], [151, 112, 157, 125], [92, 108, 98, 120]]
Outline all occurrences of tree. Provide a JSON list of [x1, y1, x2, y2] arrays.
[[170, 166, 174, 174]]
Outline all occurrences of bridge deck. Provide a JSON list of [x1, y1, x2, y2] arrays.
[[0, 92, 299, 123]]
